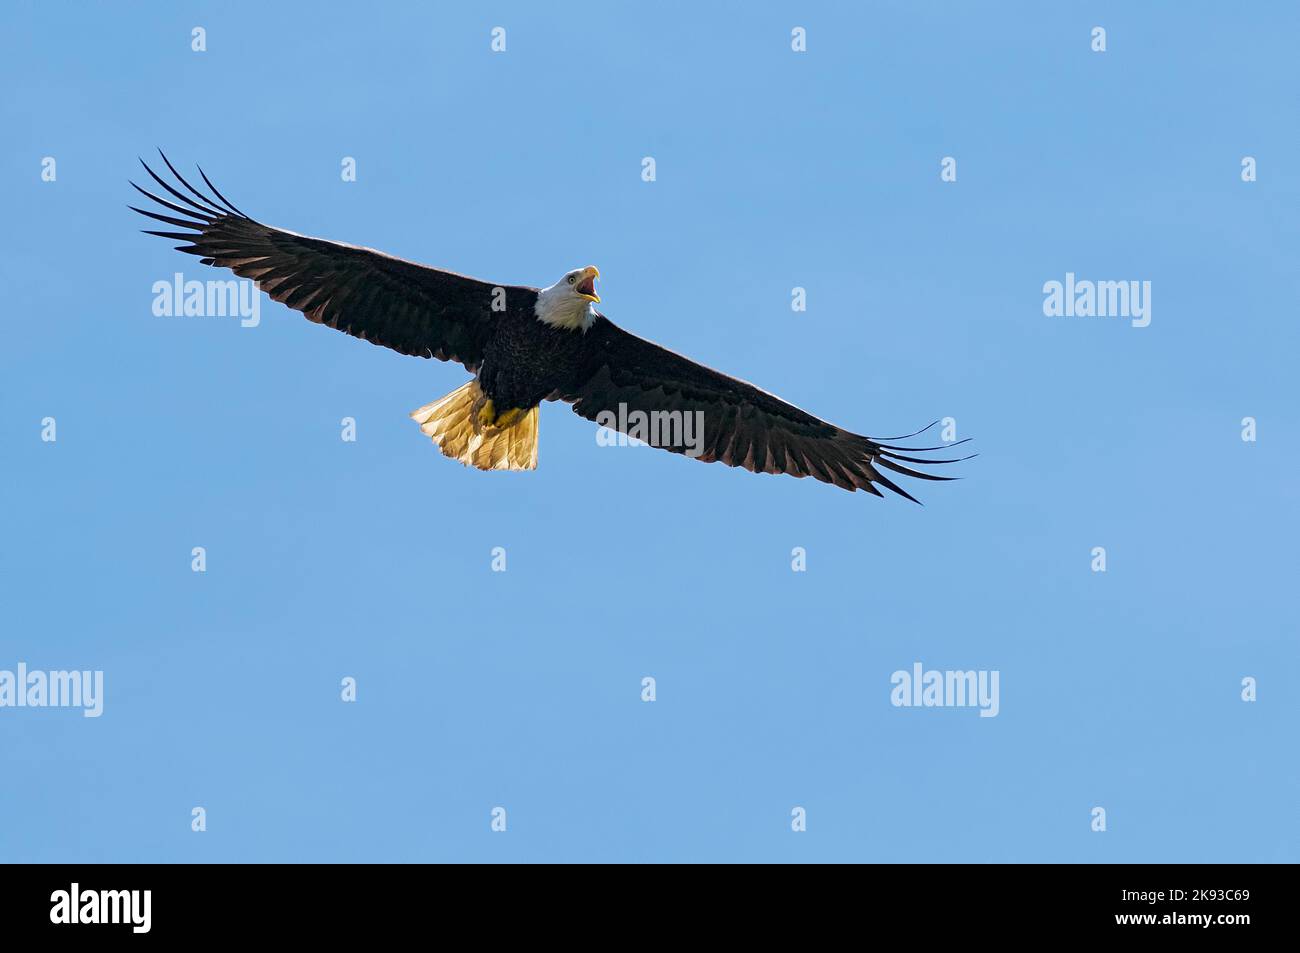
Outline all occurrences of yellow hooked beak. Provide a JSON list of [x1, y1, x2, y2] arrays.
[[574, 265, 600, 303]]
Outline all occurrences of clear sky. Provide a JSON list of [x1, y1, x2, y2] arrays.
[[1, 1, 1296, 863]]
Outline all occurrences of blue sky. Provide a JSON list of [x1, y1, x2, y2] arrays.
[[1, 1, 1296, 862]]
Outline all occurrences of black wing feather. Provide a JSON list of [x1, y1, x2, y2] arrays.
[[562, 317, 972, 501], [130, 153, 520, 369]]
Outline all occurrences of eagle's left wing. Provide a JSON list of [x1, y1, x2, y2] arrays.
[[130, 153, 509, 370], [561, 316, 971, 501]]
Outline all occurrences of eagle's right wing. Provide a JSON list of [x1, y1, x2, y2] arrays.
[[131, 153, 516, 371], [562, 316, 972, 501]]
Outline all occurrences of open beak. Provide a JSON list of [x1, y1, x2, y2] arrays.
[[574, 265, 600, 303]]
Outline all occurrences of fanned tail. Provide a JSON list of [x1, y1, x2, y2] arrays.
[[410, 380, 539, 471]]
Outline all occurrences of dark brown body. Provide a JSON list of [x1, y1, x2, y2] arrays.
[[476, 293, 590, 413]]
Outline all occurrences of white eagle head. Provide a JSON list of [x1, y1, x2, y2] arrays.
[[535, 265, 600, 331]]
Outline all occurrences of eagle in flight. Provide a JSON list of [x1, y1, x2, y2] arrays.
[[131, 154, 972, 501]]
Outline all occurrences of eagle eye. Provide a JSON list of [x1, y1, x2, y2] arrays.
[[567, 276, 575, 284]]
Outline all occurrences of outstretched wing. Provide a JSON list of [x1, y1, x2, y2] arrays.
[[130, 153, 516, 369], [563, 317, 972, 501]]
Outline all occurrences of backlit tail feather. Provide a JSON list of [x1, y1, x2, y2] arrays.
[[410, 380, 539, 471]]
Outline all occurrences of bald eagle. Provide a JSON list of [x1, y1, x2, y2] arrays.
[[131, 155, 972, 501]]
